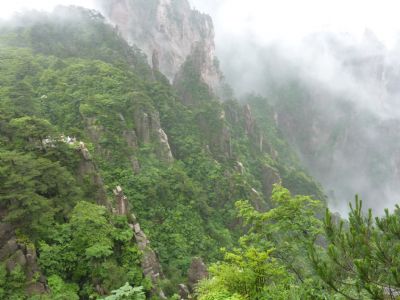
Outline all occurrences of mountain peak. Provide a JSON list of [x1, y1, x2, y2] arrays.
[[97, 0, 222, 90]]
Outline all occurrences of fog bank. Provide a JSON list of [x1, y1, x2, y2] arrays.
[[189, 0, 400, 214], [0, 0, 97, 19]]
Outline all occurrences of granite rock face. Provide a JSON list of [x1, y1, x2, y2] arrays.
[[97, 0, 222, 91], [133, 107, 174, 163], [76, 141, 109, 207]]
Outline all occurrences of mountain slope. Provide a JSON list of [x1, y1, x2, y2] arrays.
[[0, 5, 323, 299]]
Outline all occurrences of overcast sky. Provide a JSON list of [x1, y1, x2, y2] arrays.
[[1, 0, 400, 47], [0, 0, 96, 19], [190, 0, 400, 48]]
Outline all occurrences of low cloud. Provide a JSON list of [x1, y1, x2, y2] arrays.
[[189, 0, 400, 214], [0, 0, 97, 19]]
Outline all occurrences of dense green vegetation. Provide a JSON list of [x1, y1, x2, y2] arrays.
[[2, 4, 398, 300], [0, 6, 324, 299], [197, 186, 400, 299]]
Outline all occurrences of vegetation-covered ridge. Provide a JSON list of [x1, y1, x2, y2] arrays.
[[0, 6, 324, 299]]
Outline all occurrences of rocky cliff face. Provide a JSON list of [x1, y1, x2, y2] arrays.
[[113, 186, 167, 299], [97, 0, 222, 92]]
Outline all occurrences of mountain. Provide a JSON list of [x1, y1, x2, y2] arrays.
[[96, 0, 224, 94], [0, 3, 322, 299], [220, 30, 400, 213]]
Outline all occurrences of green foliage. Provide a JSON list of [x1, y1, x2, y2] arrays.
[[47, 275, 79, 300], [197, 185, 325, 300], [70, 202, 114, 259], [245, 94, 300, 167], [39, 202, 142, 298], [0, 264, 27, 300], [101, 283, 145, 300], [0, 6, 330, 299], [310, 198, 400, 299], [199, 186, 400, 300], [197, 278, 246, 300], [206, 247, 289, 300], [110, 163, 227, 280], [236, 184, 323, 283], [246, 94, 325, 200], [0, 150, 81, 238], [173, 51, 213, 105]]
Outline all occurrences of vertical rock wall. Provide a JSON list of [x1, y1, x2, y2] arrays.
[[97, 0, 223, 92]]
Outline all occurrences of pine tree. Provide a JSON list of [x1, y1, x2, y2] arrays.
[[310, 197, 400, 299]]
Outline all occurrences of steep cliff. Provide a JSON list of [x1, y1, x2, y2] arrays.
[[97, 0, 223, 93]]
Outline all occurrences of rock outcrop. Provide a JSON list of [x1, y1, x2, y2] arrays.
[[244, 104, 255, 135], [97, 0, 223, 92], [260, 164, 281, 199], [76, 141, 109, 207], [0, 224, 47, 295], [178, 283, 191, 299], [134, 107, 174, 163], [113, 186, 167, 299], [187, 257, 208, 291], [82, 102, 173, 175]]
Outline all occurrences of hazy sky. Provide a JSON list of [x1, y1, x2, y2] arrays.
[[190, 0, 400, 47], [2, 0, 400, 47], [0, 0, 96, 19]]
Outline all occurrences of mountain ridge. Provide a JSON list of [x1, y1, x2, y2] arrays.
[[0, 4, 323, 299]]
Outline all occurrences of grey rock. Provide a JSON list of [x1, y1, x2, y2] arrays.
[[135, 110, 151, 144], [133, 107, 174, 162], [133, 223, 141, 234], [79, 142, 92, 160], [260, 164, 281, 200], [188, 257, 208, 290], [112, 186, 166, 299], [152, 49, 160, 72], [157, 128, 174, 163], [98, 0, 222, 92], [15, 250, 27, 267], [6, 250, 26, 272], [244, 104, 255, 135], [0, 238, 18, 260], [123, 130, 139, 150], [76, 144, 109, 208], [25, 247, 37, 266], [27, 282, 47, 295], [0, 222, 13, 245], [235, 161, 245, 174], [113, 186, 129, 216], [178, 283, 190, 299], [130, 156, 141, 174]]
